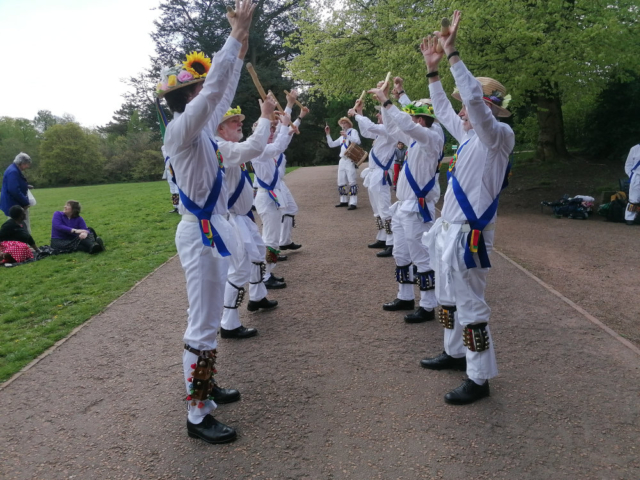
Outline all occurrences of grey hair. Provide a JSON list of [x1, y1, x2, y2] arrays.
[[13, 152, 32, 166]]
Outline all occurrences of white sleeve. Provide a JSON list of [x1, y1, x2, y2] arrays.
[[386, 105, 441, 146], [625, 145, 640, 177], [429, 80, 466, 143], [327, 135, 341, 148], [347, 128, 361, 145], [380, 106, 412, 146], [208, 57, 244, 133], [398, 93, 411, 107], [217, 117, 271, 167]]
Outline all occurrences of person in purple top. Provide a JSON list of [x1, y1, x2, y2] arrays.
[[51, 200, 104, 254]]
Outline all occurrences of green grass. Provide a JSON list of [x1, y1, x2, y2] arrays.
[[0, 167, 299, 382]]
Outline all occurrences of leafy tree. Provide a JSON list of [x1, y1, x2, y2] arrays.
[[288, 0, 640, 161], [33, 110, 59, 133], [0, 117, 42, 182], [39, 123, 105, 186]]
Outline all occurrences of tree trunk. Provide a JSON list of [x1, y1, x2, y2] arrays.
[[535, 88, 570, 161]]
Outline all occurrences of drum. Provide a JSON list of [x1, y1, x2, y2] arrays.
[[345, 143, 368, 167]]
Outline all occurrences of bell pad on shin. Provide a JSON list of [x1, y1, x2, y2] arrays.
[[375, 216, 384, 230], [416, 270, 435, 291], [395, 264, 412, 284], [438, 305, 456, 329], [225, 281, 245, 309], [171, 193, 180, 206], [463, 322, 490, 352], [384, 219, 392, 235], [627, 203, 640, 213], [250, 261, 266, 284], [350, 184, 358, 196], [338, 185, 348, 196], [184, 347, 217, 403]]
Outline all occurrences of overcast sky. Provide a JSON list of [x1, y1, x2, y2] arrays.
[[0, 0, 161, 128]]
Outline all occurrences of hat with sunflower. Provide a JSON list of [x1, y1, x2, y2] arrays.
[[156, 51, 212, 98], [402, 99, 436, 118], [452, 77, 512, 118]]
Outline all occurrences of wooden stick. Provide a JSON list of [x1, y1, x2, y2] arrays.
[[380, 71, 392, 93], [284, 90, 305, 109], [246, 63, 268, 100], [435, 18, 450, 53], [354, 90, 366, 109], [226, 6, 236, 17]]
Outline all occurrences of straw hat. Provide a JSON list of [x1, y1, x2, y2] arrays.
[[219, 106, 245, 125], [402, 99, 436, 118], [338, 117, 353, 128], [156, 51, 212, 98], [452, 77, 512, 117]]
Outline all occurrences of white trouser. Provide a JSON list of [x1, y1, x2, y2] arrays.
[[221, 215, 269, 330], [625, 175, 640, 222], [255, 189, 282, 279], [369, 182, 393, 245], [428, 219, 498, 382], [176, 219, 233, 424], [279, 181, 298, 246], [392, 206, 436, 309], [337, 158, 358, 205]]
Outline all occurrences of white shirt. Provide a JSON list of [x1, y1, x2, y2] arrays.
[[625, 144, 640, 178], [355, 114, 396, 189], [382, 105, 444, 211], [251, 123, 295, 190], [164, 37, 243, 216], [429, 61, 515, 224], [326, 128, 361, 158]]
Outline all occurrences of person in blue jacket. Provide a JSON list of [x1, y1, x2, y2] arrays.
[[1, 153, 33, 233]]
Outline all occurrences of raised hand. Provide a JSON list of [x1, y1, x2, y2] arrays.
[[324, 125, 330, 134], [228, 0, 257, 41], [367, 86, 388, 105], [286, 89, 298, 108], [435, 10, 461, 55], [259, 96, 277, 119], [299, 106, 310, 118], [420, 35, 443, 72]]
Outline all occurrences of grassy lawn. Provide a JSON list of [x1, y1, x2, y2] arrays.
[[0, 167, 299, 382]]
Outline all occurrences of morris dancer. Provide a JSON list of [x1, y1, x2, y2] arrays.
[[253, 106, 301, 289], [326, 118, 361, 210], [369, 83, 444, 324], [421, 12, 515, 405], [217, 101, 282, 339], [279, 90, 308, 251], [158, 0, 265, 444], [624, 143, 640, 224], [348, 91, 395, 257]]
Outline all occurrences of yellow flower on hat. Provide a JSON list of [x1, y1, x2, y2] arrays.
[[183, 51, 212, 78], [167, 75, 177, 87], [224, 106, 242, 117]]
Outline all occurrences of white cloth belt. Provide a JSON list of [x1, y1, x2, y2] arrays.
[[442, 220, 496, 233], [182, 213, 198, 222]]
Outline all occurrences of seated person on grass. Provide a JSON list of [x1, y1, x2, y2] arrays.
[[0, 205, 36, 264], [51, 200, 104, 254]]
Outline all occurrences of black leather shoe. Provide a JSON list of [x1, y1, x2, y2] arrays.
[[420, 351, 467, 371], [271, 275, 285, 282], [335, 202, 348, 207], [264, 276, 287, 289], [376, 246, 393, 257], [187, 414, 237, 444], [220, 325, 258, 339], [212, 385, 241, 404], [280, 242, 301, 250], [404, 307, 435, 323], [382, 298, 415, 311], [368, 240, 386, 249], [247, 297, 278, 312], [277, 254, 288, 261], [444, 379, 490, 405], [168, 208, 179, 213], [347, 205, 357, 210]]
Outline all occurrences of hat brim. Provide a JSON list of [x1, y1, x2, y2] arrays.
[[452, 91, 511, 118], [220, 114, 245, 124], [338, 117, 353, 127], [156, 77, 206, 99]]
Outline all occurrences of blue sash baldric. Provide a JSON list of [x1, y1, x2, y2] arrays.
[[341, 129, 352, 153], [370, 149, 394, 185], [167, 138, 231, 256], [450, 159, 511, 270], [227, 164, 253, 216], [404, 158, 438, 223], [630, 157, 640, 182], [255, 153, 283, 207]]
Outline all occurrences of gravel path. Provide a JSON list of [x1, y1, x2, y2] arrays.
[[0, 164, 638, 480]]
